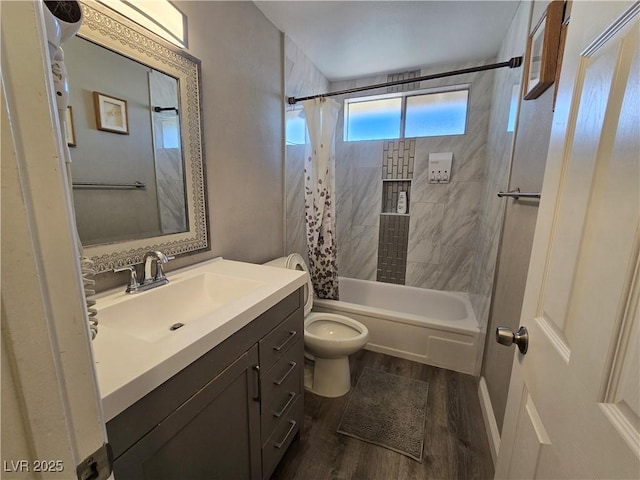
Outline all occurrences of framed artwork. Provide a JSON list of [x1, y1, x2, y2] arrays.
[[93, 91, 129, 134], [523, 0, 564, 100], [66, 106, 76, 147]]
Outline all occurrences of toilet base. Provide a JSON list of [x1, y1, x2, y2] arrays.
[[305, 356, 351, 398]]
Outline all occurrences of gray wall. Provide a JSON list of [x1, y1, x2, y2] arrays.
[[96, 0, 284, 291], [178, 0, 284, 264], [468, 2, 531, 331], [480, 0, 555, 434]]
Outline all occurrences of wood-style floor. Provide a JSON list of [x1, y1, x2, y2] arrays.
[[271, 350, 494, 480]]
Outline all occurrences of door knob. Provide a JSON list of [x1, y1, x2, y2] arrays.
[[496, 326, 528, 354]]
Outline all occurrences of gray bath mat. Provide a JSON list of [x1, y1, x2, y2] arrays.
[[337, 368, 429, 462]]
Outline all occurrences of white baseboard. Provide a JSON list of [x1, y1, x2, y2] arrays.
[[478, 376, 501, 466]]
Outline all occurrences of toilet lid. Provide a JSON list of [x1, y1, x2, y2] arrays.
[[286, 253, 313, 316]]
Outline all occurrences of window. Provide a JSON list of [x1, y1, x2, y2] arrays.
[[344, 86, 469, 142], [160, 117, 180, 148], [506, 83, 520, 133], [285, 107, 308, 145], [346, 97, 402, 141]]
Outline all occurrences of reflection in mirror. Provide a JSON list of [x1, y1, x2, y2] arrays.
[[69, 1, 207, 272], [149, 70, 187, 236], [65, 37, 187, 246]]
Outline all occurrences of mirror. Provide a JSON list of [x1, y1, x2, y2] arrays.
[[66, 37, 187, 245], [69, 1, 208, 272]]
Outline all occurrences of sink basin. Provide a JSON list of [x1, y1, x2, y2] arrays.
[[91, 257, 309, 422], [97, 272, 265, 343]]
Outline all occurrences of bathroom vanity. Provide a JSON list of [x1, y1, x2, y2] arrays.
[[91, 259, 306, 480]]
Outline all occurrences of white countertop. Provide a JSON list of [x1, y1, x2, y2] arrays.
[[91, 258, 306, 421]]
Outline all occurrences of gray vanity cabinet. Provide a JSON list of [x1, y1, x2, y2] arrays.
[[106, 288, 304, 480], [113, 346, 261, 479]]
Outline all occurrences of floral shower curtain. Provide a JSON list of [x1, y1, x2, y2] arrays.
[[303, 97, 340, 300]]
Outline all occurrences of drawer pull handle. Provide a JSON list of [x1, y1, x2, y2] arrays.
[[273, 392, 296, 419], [273, 361, 297, 385], [273, 330, 297, 352], [252, 365, 260, 402], [274, 420, 297, 449]]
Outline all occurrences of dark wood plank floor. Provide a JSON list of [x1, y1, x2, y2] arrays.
[[271, 350, 493, 480]]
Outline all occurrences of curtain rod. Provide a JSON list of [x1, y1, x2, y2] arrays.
[[287, 56, 523, 105]]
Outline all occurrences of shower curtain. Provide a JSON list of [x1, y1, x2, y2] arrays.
[[303, 97, 340, 300]]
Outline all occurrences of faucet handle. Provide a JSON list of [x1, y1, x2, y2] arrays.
[[146, 250, 169, 263], [114, 265, 140, 293], [154, 255, 175, 281]]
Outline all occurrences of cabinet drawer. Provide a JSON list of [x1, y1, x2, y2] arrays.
[[259, 308, 303, 371], [261, 339, 303, 443], [262, 396, 303, 480]]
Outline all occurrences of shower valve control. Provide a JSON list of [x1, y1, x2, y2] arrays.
[[428, 152, 453, 184]]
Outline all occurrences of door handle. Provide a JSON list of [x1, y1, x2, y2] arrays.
[[496, 326, 528, 354]]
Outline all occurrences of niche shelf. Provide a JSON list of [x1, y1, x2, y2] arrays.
[[381, 180, 411, 215]]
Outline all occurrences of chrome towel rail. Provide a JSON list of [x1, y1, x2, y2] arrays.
[[497, 188, 540, 200], [72, 181, 146, 190]]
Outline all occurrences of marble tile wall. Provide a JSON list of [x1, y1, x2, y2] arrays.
[[328, 60, 495, 290], [334, 139, 383, 280], [284, 38, 499, 294], [149, 70, 187, 235], [284, 36, 330, 267], [468, 4, 530, 330], [405, 62, 495, 292]]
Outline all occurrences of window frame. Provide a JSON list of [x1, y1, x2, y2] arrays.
[[344, 83, 471, 142]]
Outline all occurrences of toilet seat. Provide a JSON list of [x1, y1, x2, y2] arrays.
[[306, 320, 360, 339], [304, 313, 367, 339], [304, 312, 369, 359]]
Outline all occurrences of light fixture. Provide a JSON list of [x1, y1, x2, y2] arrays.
[[98, 0, 187, 48]]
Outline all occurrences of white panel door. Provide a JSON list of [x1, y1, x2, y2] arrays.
[[496, 1, 640, 478]]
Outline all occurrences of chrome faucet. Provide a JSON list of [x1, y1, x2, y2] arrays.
[[114, 251, 173, 294], [144, 250, 170, 284]]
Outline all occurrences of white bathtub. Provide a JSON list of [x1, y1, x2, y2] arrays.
[[313, 277, 480, 375]]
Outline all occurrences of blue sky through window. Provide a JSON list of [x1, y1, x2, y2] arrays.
[[286, 108, 307, 145], [345, 88, 469, 141], [507, 83, 520, 132], [405, 91, 468, 137], [346, 98, 401, 141]]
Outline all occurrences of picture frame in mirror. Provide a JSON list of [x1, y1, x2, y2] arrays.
[[93, 91, 130, 134]]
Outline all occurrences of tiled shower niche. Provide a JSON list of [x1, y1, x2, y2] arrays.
[[382, 180, 411, 214], [377, 138, 415, 284]]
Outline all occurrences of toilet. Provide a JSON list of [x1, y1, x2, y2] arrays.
[[264, 254, 369, 398]]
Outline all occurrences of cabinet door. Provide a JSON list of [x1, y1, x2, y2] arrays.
[[113, 345, 261, 480]]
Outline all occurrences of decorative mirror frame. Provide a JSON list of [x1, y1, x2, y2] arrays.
[[76, 1, 208, 272]]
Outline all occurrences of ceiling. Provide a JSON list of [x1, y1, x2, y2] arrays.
[[254, 1, 521, 81]]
